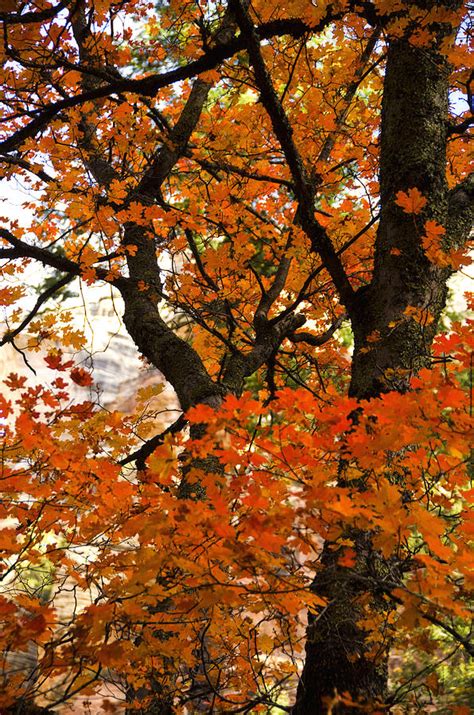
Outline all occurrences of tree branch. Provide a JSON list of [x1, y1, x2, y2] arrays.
[[253, 229, 294, 331], [119, 414, 187, 470], [0, 0, 71, 24], [184, 228, 219, 292], [0, 15, 345, 155], [345, 569, 474, 658], [271, 213, 379, 324], [317, 27, 382, 164], [192, 155, 294, 189], [0, 273, 75, 347], [447, 115, 474, 135], [0, 227, 127, 288], [289, 315, 346, 346], [228, 0, 355, 312], [0, 154, 56, 183]]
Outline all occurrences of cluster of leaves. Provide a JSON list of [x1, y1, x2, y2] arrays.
[[0, 0, 472, 711], [0, 318, 471, 710]]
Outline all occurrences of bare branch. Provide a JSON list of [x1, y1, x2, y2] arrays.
[[289, 315, 346, 346], [0, 154, 55, 183], [447, 115, 474, 135]]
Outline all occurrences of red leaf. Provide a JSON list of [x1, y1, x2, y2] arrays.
[[45, 350, 74, 371], [70, 367, 93, 386], [4, 372, 27, 390]]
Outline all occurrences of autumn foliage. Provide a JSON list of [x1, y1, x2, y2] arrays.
[[0, 0, 472, 713], [0, 325, 472, 711]]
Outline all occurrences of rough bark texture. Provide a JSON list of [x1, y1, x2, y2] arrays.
[[121, 288, 222, 412], [293, 6, 473, 713], [351, 30, 451, 400], [293, 532, 391, 715]]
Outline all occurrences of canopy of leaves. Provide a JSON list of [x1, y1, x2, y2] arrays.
[[0, 0, 472, 712]]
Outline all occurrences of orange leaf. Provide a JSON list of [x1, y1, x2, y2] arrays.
[[395, 187, 427, 214]]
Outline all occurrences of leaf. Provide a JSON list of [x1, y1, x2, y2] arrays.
[[404, 305, 435, 325], [3, 372, 27, 390], [70, 367, 93, 386], [0, 394, 12, 418], [424, 219, 445, 240], [45, 350, 74, 371], [0, 285, 25, 305], [395, 187, 428, 214], [422, 220, 449, 266], [0, 1, 472, 709]]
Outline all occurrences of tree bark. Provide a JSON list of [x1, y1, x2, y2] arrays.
[[293, 6, 473, 712]]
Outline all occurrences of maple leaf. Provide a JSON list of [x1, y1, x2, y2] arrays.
[[70, 367, 94, 387], [3, 372, 27, 390], [44, 351, 74, 371], [422, 219, 449, 266], [404, 305, 435, 325], [395, 187, 428, 214], [0, 394, 12, 418]]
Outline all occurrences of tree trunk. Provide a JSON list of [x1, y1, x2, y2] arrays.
[[293, 6, 471, 712]]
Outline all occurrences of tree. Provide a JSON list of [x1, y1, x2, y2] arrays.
[[0, 0, 472, 712]]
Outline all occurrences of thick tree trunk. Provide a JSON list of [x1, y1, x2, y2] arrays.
[[293, 7, 469, 712], [293, 531, 391, 715]]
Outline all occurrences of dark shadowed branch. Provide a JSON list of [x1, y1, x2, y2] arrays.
[[119, 414, 187, 471]]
